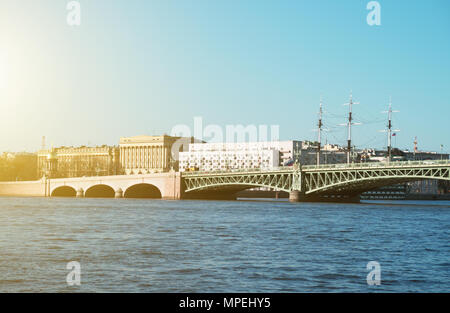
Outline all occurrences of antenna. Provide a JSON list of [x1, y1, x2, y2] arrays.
[[41, 136, 46, 150], [380, 97, 400, 163], [340, 91, 361, 164]]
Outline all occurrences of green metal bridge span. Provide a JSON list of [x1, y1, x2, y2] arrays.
[[181, 160, 450, 202]]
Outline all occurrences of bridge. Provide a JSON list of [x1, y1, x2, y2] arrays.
[[0, 160, 448, 202], [0, 172, 182, 200], [182, 160, 450, 201]]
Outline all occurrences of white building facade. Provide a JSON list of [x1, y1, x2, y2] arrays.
[[179, 141, 303, 172]]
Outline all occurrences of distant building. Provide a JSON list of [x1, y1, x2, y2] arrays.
[[299, 149, 347, 165], [178, 140, 347, 172], [403, 150, 449, 161], [323, 143, 342, 152], [362, 148, 449, 162], [37, 145, 121, 178], [119, 135, 193, 174]]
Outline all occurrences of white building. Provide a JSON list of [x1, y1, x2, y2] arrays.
[[179, 149, 279, 172], [323, 143, 342, 151], [179, 141, 301, 172]]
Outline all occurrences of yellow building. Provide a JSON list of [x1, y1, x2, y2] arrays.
[[37, 145, 121, 178], [119, 135, 192, 174]]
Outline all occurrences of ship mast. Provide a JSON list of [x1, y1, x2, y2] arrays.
[[381, 97, 400, 163], [317, 96, 323, 166], [341, 91, 361, 164]]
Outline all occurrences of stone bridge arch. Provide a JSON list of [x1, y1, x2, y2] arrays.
[[123, 183, 162, 199], [51, 185, 77, 197], [84, 184, 116, 198]]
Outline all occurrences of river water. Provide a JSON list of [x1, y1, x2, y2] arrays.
[[0, 197, 449, 292]]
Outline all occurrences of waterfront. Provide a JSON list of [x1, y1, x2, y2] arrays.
[[0, 197, 449, 292]]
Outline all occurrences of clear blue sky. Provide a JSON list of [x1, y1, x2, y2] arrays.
[[0, 0, 449, 153]]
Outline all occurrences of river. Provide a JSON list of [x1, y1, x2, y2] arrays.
[[0, 197, 449, 292]]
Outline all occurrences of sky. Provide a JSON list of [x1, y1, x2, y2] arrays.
[[0, 0, 449, 153]]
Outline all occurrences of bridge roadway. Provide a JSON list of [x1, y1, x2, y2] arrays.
[[0, 160, 448, 202]]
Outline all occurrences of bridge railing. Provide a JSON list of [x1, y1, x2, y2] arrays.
[[181, 159, 450, 176], [301, 159, 450, 170], [181, 166, 293, 176]]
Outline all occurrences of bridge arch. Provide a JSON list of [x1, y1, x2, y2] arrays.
[[182, 171, 293, 195], [183, 182, 288, 200], [51, 186, 77, 197], [85, 184, 115, 198], [184, 182, 291, 194], [306, 175, 450, 195], [124, 183, 162, 199]]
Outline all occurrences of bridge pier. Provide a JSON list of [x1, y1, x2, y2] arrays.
[[76, 188, 84, 198], [289, 190, 304, 202], [114, 188, 123, 198]]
